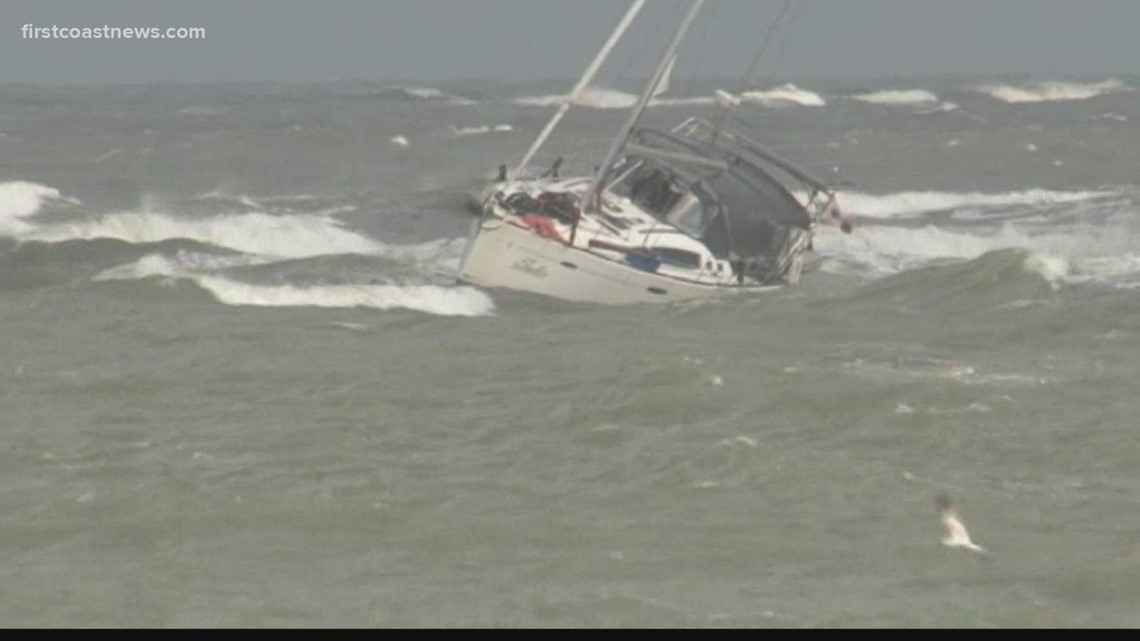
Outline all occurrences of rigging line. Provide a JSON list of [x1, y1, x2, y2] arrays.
[[743, 0, 796, 88], [757, 0, 802, 88], [713, 0, 795, 140]]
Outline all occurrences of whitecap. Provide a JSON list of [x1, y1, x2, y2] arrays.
[[193, 276, 495, 317], [834, 188, 1114, 219], [22, 210, 382, 258], [975, 79, 1126, 103], [512, 87, 638, 110], [739, 83, 826, 108], [0, 180, 76, 219], [849, 89, 940, 106]]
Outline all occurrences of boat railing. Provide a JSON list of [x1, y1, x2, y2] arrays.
[[668, 117, 844, 228], [670, 117, 842, 195]]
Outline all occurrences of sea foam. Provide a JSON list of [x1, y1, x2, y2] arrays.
[[193, 276, 495, 317], [837, 189, 1116, 219], [849, 89, 940, 106], [739, 84, 826, 108], [974, 79, 1126, 104], [21, 210, 383, 258]]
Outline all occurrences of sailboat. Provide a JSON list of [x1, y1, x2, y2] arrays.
[[458, 0, 848, 305]]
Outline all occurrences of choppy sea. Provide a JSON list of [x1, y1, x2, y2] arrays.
[[1, 75, 1138, 627]]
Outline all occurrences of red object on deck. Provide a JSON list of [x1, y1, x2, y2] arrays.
[[518, 214, 565, 242]]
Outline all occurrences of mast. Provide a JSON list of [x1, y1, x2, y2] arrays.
[[583, 0, 706, 212], [514, 0, 648, 176]]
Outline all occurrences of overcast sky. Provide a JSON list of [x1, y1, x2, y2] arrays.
[[2, 0, 1138, 85]]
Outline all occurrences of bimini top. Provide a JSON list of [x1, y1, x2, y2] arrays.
[[608, 117, 838, 261]]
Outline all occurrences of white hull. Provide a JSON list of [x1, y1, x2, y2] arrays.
[[453, 2, 845, 307], [458, 217, 779, 305]]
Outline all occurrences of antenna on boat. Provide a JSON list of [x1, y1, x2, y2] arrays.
[[514, 0, 648, 177], [582, 0, 706, 214]]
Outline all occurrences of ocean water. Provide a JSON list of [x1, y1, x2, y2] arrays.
[[1, 76, 1138, 628]]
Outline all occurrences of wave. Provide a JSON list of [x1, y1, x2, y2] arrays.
[[0, 181, 80, 231], [376, 237, 468, 271], [192, 276, 494, 317], [852, 248, 1074, 312], [192, 189, 264, 210], [817, 223, 1012, 277], [921, 101, 961, 113], [7, 186, 469, 269], [92, 235, 467, 280], [973, 79, 1127, 104], [4, 181, 491, 316], [511, 85, 825, 110], [450, 124, 514, 136], [815, 217, 1140, 289], [511, 94, 567, 108], [194, 190, 324, 207], [93, 148, 123, 163], [374, 86, 477, 106], [512, 87, 639, 110], [92, 250, 269, 282], [649, 96, 718, 107], [17, 210, 383, 259], [739, 84, 826, 108], [836, 188, 1117, 219], [848, 89, 940, 106], [90, 249, 493, 317], [847, 89, 959, 113]]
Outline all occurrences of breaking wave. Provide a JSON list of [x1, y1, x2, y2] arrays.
[[0, 180, 80, 232], [817, 222, 1139, 288], [19, 210, 383, 259], [649, 96, 718, 107], [848, 89, 940, 106], [837, 189, 1117, 219], [374, 86, 477, 106], [510, 85, 827, 110], [94, 251, 493, 317], [510, 94, 567, 108], [973, 79, 1127, 104], [563, 87, 637, 109], [5, 183, 492, 317], [817, 187, 1140, 289], [193, 277, 494, 317], [92, 251, 269, 282], [512, 87, 639, 110], [739, 84, 826, 108]]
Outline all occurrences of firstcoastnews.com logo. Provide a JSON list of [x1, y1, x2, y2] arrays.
[[21, 24, 206, 40]]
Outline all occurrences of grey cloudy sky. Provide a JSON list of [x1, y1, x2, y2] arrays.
[[2, 0, 1138, 85]]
